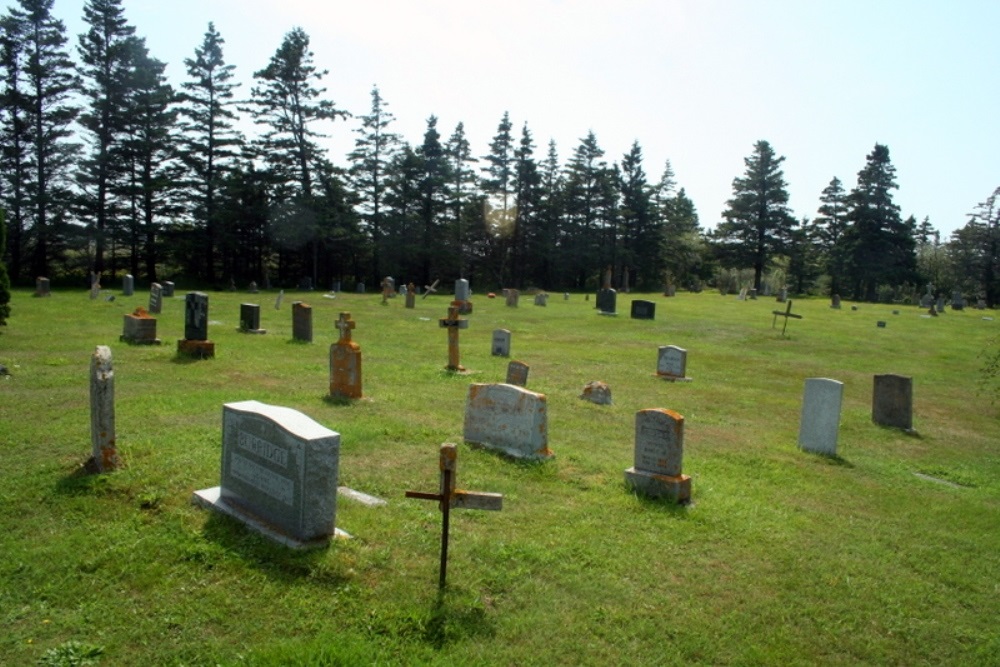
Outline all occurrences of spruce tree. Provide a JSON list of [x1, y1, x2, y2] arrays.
[[813, 176, 849, 295], [562, 132, 608, 288], [0, 12, 29, 281], [444, 121, 477, 279], [0, 208, 11, 325], [416, 116, 450, 285], [511, 123, 541, 287], [618, 141, 660, 289]]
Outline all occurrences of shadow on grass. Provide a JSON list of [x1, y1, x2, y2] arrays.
[[627, 486, 695, 516], [420, 588, 496, 650], [54, 458, 108, 495], [803, 451, 855, 468]]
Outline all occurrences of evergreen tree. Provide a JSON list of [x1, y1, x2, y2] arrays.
[[0, 208, 11, 324], [415, 116, 450, 284], [0, 12, 29, 281], [533, 139, 562, 288], [661, 187, 704, 288], [562, 131, 608, 288], [177, 22, 243, 282], [618, 141, 660, 289], [715, 140, 796, 291], [812, 176, 849, 295], [954, 186, 1000, 306], [481, 111, 515, 271], [382, 142, 423, 280], [444, 121, 476, 279], [510, 122, 541, 287]]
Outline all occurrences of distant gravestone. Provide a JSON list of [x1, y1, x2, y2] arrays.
[[192, 400, 345, 549], [936, 297, 945, 313], [455, 278, 470, 303], [737, 287, 748, 301], [292, 301, 313, 342], [534, 293, 549, 307], [274, 289, 284, 310], [596, 288, 617, 315], [248, 281, 258, 294], [162, 281, 175, 297], [34, 277, 51, 297], [89, 273, 101, 300], [877, 321, 887, 328], [831, 294, 841, 309], [122, 274, 134, 296], [505, 289, 520, 307], [920, 284, 934, 308], [239, 303, 265, 334], [951, 290, 964, 310], [505, 360, 529, 387], [492, 329, 511, 357], [330, 312, 362, 399], [90, 345, 120, 472], [463, 383, 553, 460], [580, 380, 612, 405], [798, 378, 844, 456], [356, 282, 365, 294], [148, 283, 162, 314], [777, 287, 788, 303], [624, 408, 691, 503], [630, 300, 655, 320], [121, 307, 159, 345], [656, 345, 691, 382], [178, 292, 214, 358], [872, 374, 913, 432], [405, 283, 416, 309]]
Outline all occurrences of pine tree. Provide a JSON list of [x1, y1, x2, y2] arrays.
[[957, 186, 1000, 306], [415, 116, 450, 285], [562, 132, 609, 288], [813, 176, 849, 295], [444, 121, 477, 279], [0, 208, 11, 324], [715, 140, 796, 291], [533, 140, 562, 288], [0, 12, 29, 281], [481, 111, 515, 247], [511, 122, 541, 287], [618, 141, 660, 289]]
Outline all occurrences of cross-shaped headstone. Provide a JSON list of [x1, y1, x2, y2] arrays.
[[405, 443, 502, 589], [335, 311, 356, 343], [439, 305, 469, 371], [422, 278, 440, 299], [772, 299, 803, 335]]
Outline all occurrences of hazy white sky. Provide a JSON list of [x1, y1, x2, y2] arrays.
[[14, 0, 1000, 236]]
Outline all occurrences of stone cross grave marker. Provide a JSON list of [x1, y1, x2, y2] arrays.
[[491, 329, 511, 357], [422, 278, 439, 299], [34, 276, 51, 297], [292, 301, 313, 342], [630, 300, 655, 320], [178, 292, 214, 358], [121, 307, 159, 345], [122, 274, 134, 296], [463, 383, 553, 460], [148, 283, 162, 314], [872, 374, 914, 432], [239, 303, 265, 334], [505, 360, 529, 387], [193, 400, 345, 549], [771, 299, 802, 335], [798, 378, 844, 456], [330, 312, 362, 399], [439, 305, 469, 371], [90, 345, 119, 472], [405, 443, 502, 589], [624, 408, 691, 503], [656, 345, 691, 382]]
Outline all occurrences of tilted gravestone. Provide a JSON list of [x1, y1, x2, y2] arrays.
[[491, 329, 511, 357], [656, 345, 691, 381], [872, 374, 914, 432], [630, 300, 655, 320], [798, 378, 844, 456], [463, 383, 553, 460], [193, 400, 346, 549], [624, 408, 691, 503]]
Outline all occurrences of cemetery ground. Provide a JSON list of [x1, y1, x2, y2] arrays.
[[1, 287, 998, 666]]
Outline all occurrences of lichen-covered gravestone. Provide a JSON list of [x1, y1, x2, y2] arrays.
[[624, 408, 691, 502], [463, 383, 553, 460], [90, 345, 119, 471], [329, 312, 362, 399], [505, 360, 529, 387]]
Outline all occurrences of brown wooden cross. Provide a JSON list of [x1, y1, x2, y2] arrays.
[[439, 305, 469, 371], [405, 443, 502, 589], [772, 299, 803, 335]]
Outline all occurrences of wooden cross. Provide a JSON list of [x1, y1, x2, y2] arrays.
[[405, 443, 502, 589], [439, 305, 469, 371], [772, 299, 803, 335], [422, 279, 440, 299], [335, 311, 356, 343]]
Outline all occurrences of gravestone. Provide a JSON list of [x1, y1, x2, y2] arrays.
[[405, 283, 416, 309], [162, 281, 175, 297], [935, 297, 945, 313], [463, 383, 553, 460], [771, 300, 802, 335], [356, 282, 365, 293], [34, 277, 51, 297], [274, 290, 284, 310], [624, 408, 691, 503], [329, 312, 362, 399], [831, 294, 841, 309], [580, 380, 612, 405], [505, 289, 519, 307], [951, 290, 964, 310], [248, 281, 258, 294], [505, 360, 529, 387], [872, 374, 913, 431], [491, 329, 511, 357], [299, 277, 313, 291], [192, 400, 345, 549], [148, 283, 163, 314], [90, 345, 119, 472], [737, 287, 748, 301], [454, 278, 470, 303], [798, 378, 844, 456], [877, 321, 886, 328], [239, 303, 266, 334], [439, 305, 469, 371], [400, 283, 408, 297], [596, 288, 617, 315], [656, 345, 691, 381], [920, 284, 934, 308], [564, 292, 570, 300], [178, 292, 214, 358], [120, 307, 160, 345], [122, 274, 134, 296], [630, 300, 655, 320], [292, 301, 313, 342], [777, 287, 788, 303], [534, 293, 549, 307], [89, 273, 101, 299]]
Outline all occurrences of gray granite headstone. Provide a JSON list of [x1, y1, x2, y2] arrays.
[[505, 360, 529, 387], [492, 329, 511, 357], [122, 274, 134, 296], [34, 276, 51, 297], [292, 301, 313, 342], [656, 345, 690, 381], [597, 288, 617, 314], [630, 300, 655, 320], [162, 281, 175, 297], [463, 383, 552, 460], [184, 292, 209, 341], [624, 408, 691, 502], [534, 293, 548, 307], [148, 283, 162, 314], [455, 278, 470, 302], [193, 400, 344, 548], [872, 374, 913, 431], [240, 303, 263, 333], [90, 345, 119, 472], [505, 289, 519, 307], [798, 378, 843, 455]]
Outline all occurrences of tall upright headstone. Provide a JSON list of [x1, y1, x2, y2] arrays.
[[453, 278, 472, 314], [505, 289, 520, 307], [148, 283, 162, 314], [292, 301, 313, 342], [624, 408, 691, 502], [597, 267, 617, 315], [405, 283, 416, 309], [178, 292, 214, 358], [162, 281, 175, 297], [872, 374, 913, 431], [329, 312, 362, 399], [90, 345, 119, 471], [122, 274, 134, 296], [463, 383, 552, 460], [798, 378, 844, 455], [239, 303, 265, 334], [89, 273, 101, 300], [491, 329, 511, 357]]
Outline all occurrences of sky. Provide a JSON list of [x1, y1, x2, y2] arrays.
[[11, 0, 1000, 236]]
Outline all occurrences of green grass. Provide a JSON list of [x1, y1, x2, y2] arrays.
[[1, 287, 998, 666]]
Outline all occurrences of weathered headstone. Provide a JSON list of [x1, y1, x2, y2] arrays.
[[624, 408, 691, 503], [798, 378, 844, 456], [192, 400, 345, 549], [178, 292, 214, 358], [491, 329, 511, 357], [777, 287, 788, 303], [329, 312, 362, 399], [248, 281, 259, 294], [656, 345, 691, 382], [405, 283, 416, 309], [951, 290, 964, 310], [89, 273, 101, 300], [455, 278, 470, 302], [831, 294, 841, 309], [239, 303, 266, 334], [274, 289, 284, 310], [920, 284, 934, 308], [120, 307, 160, 345], [162, 281, 175, 297], [737, 287, 748, 301], [292, 301, 313, 342], [148, 283, 162, 314], [464, 383, 552, 460], [122, 274, 134, 296], [356, 282, 365, 293], [596, 288, 617, 315], [90, 345, 119, 472], [439, 305, 469, 371], [34, 276, 51, 297], [872, 374, 913, 431], [935, 297, 945, 313], [534, 293, 549, 307], [580, 380, 612, 405], [630, 300, 655, 320], [505, 360, 529, 387], [505, 289, 520, 307]]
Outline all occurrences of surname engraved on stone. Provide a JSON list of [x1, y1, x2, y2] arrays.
[[237, 430, 288, 467], [230, 453, 295, 506]]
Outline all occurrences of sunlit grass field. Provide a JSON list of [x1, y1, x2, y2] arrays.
[[1, 285, 998, 665]]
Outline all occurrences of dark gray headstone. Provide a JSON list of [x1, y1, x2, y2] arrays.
[[148, 283, 163, 314], [184, 292, 209, 341], [162, 281, 175, 297], [872, 374, 913, 431], [240, 303, 262, 332], [292, 301, 313, 342], [630, 300, 655, 320], [597, 288, 617, 314], [505, 360, 529, 387]]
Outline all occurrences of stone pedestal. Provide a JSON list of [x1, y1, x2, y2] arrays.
[[623, 468, 692, 502], [121, 312, 160, 345], [177, 339, 215, 358]]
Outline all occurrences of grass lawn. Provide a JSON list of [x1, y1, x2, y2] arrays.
[[1, 285, 998, 666]]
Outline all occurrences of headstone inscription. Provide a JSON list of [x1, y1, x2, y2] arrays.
[[122, 274, 134, 296], [439, 305, 469, 372], [239, 303, 266, 334], [656, 345, 691, 382], [34, 276, 51, 297], [872, 374, 914, 432], [405, 443, 502, 589], [505, 360, 529, 387], [491, 329, 511, 357], [192, 400, 345, 549], [798, 378, 844, 456], [148, 283, 162, 314], [292, 301, 313, 342], [630, 300, 655, 320], [162, 281, 175, 297], [329, 312, 362, 399], [178, 292, 214, 358], [120, 307, 160, 345], [463, 383, 553, 460], [90, 345, 119, 472], [624, 408, 691, 503]]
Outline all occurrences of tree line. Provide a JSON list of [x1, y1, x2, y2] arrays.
[[2, 0, 998, 307]]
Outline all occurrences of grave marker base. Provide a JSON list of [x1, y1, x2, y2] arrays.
[[177, 339, 215, 358], [624, 468, 691, 503], [655, 372, 692, 382]]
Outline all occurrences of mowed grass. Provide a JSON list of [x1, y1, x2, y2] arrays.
[[1, 286, 998, 666]]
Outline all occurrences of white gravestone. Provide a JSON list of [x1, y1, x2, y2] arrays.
[[798, 378, 844, 456], [624, 408, 691, 502], [90, 345, 119, 472], [463, 383, 553, 460], [656, 345, 691, 381], [491, 329, 511, 357], [192, 400, 347, 549]]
